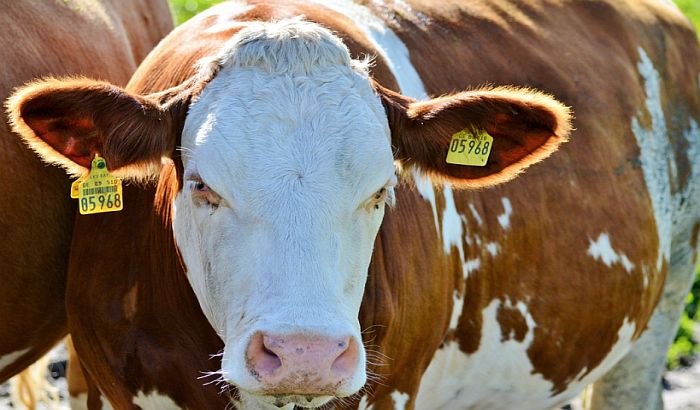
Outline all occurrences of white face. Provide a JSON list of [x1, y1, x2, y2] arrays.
[[172, 24, 395, 404]]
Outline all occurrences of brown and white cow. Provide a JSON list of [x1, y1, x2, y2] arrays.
[[7, 0, 700, 409], [0, 0, 172, 387]]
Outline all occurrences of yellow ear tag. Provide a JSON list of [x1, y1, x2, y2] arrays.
[[70, 173, 88, 199], [77, 156, 123, 215], [445, 129, 494, 167]]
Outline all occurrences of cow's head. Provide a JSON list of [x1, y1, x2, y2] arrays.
[[7, 19, 570, 408]]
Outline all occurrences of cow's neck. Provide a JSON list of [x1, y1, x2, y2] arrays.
[[66, 162, 227, 408]]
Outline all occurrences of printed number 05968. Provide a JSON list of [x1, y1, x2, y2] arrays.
[[80, 194, 122, 212], [450, 138, 490, 155]]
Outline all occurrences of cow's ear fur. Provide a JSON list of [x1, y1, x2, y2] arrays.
[[6, 77, 187, 179], [376, 83, 572, 189]]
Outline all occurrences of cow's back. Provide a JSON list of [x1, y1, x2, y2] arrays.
[[351, 0, 700, 408], [0, 0, 172, 381]]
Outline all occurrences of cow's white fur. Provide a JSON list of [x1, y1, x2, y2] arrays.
[[631, 48, 673, 273], [497, 197, 513, 230], [357, 395, 373, 410], [391, 390, 410, 410], [70, 392, 113, 410], [174, 20, 395, 403], [70, 393, 89, 410], [416, 300, 637, 410], [485, 242, 499, 256], [469, 203, 484, 226], [441, 185, 464, 259], [412, 169, 440, 234], [308, 0, 428, 100], [133, 390, 181, 410], [587, 232, 635, 273]]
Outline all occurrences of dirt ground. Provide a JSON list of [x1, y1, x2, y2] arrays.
[[0, 345, 698, 409]]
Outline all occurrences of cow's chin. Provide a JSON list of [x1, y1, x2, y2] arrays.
[[238, 390, 334, 409]]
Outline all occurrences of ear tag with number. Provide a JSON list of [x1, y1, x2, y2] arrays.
[[70, 173, 88, 199], [446, 129, 494, 167], [77, 155, 123, 215]]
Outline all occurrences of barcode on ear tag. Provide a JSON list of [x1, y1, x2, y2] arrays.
[[77, 156, 123, 215], [446, 129, 493, 167]]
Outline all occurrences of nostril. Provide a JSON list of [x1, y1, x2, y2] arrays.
[[262, 341, 277, 357], [247, 333, 282, 377], [331, 337, 359, 377]]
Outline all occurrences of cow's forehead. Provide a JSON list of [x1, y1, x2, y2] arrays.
[[180, 20, 394, 209]]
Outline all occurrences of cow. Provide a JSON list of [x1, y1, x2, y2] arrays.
[[7, 0, 700, 409], [0, 0, 173, 405]]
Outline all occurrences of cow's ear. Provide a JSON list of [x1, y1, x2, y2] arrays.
[[376, 83, 572, 189], [6, 78, 183, 179]]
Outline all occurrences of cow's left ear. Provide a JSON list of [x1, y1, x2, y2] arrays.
[[6, 77, 188, 179], [376, 83, 572, 189]]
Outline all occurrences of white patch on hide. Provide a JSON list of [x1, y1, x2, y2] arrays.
[[309, 0, 428, 99], [464, 258, 481, 275], [497, 197, 513, 230], [415, 301, 637, 409], [357, 395, 373, 410], [485, 242, 499, 257], [133, 390, 181, 410], [468, 203, 483, 226], [391, 390, 410, 410], [441, 185, 464, 259], [632, 48, 673, 272], [587, 232, 635, 273], [70, 393, 113, 410], [449, 292, 464, 330], [412, 169, 439, 234]]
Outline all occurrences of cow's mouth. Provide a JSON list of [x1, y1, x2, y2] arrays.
[[240, 391, 334, 409]]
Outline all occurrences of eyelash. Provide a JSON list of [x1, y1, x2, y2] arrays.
[[188, 179, 395, 211], [190, 179, 220, 208], [369, 187, 395, 211]]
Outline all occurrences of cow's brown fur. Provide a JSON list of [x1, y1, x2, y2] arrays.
[[377, 83, 572, 188], [6, 0, 700, 409], [0, 0, 172, 384]]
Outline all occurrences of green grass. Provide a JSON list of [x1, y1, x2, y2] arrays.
[[668, 268, 700, 368], [168, 0, 225, 25], [675, 0, 700, 33]]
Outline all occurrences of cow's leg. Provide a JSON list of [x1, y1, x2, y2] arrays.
[[588, 238, 698, 410], [66, 337, 113, 410], [66, 336, 90, 410]]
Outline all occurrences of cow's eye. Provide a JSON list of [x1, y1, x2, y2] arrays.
[[365, 186, 395, 211], [189, 178, 221, 208]]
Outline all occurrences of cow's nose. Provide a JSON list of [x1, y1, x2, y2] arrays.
[[245, 332, 359, 394]]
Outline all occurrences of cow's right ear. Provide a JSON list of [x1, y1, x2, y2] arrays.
[[375, 82, 572, 189], [6, 78, 182, 178]]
